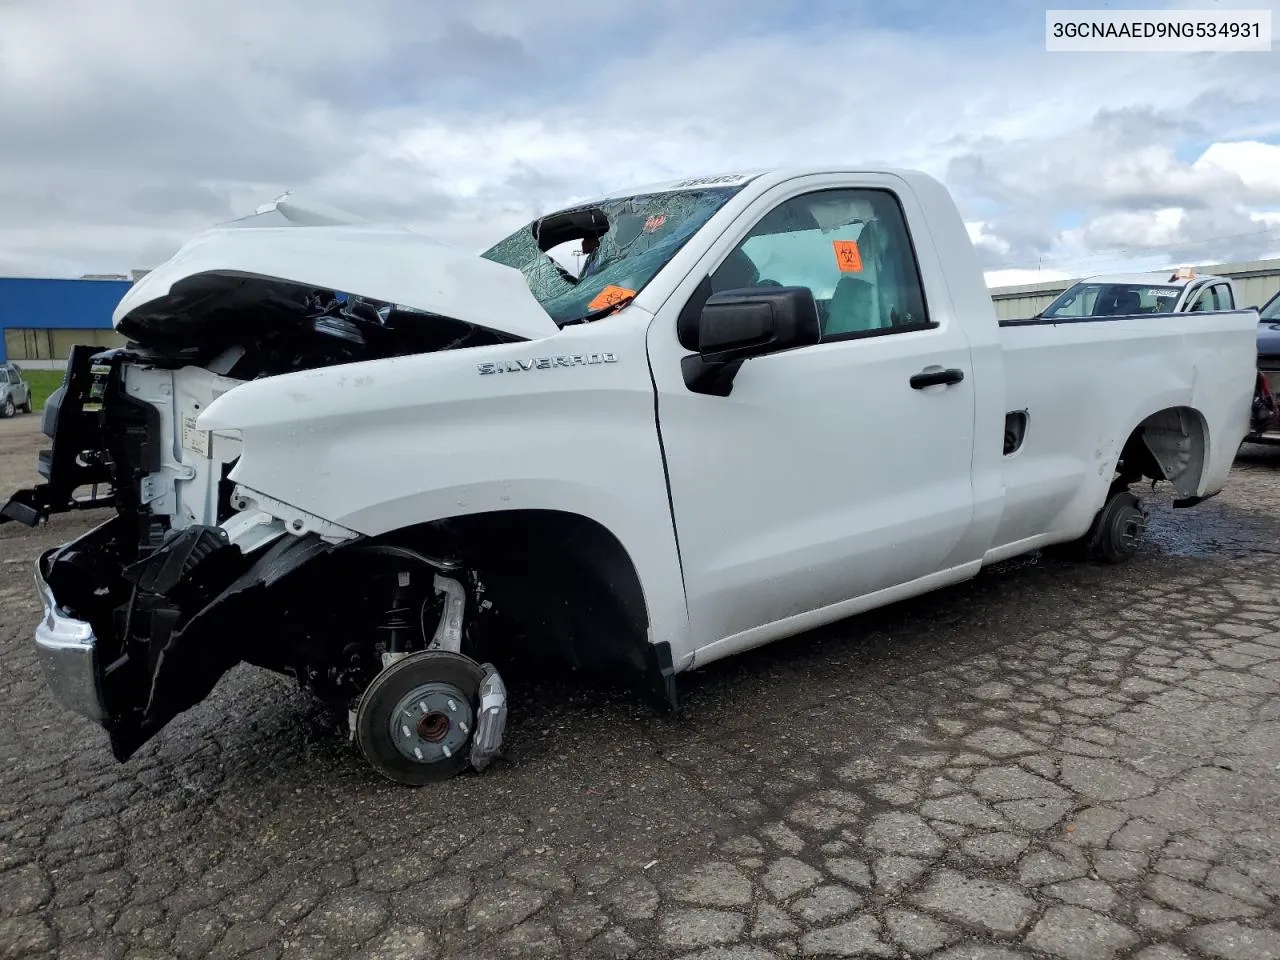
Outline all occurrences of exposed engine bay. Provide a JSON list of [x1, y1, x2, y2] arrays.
[[4, 273, 522, 531]]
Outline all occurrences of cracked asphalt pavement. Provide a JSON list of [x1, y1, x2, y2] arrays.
[[3, 412, 1280, 960]]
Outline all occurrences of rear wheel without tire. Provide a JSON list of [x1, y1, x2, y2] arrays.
[[20, 399, 31, 414], [1085, 490, 1148, 564], [354, 650, 486, 786]]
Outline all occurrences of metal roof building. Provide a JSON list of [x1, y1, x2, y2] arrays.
[[0, 276, 133, 368], [989, 257, 1280, 321]]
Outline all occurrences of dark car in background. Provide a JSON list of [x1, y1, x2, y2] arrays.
[[1249, 290, 1280, 445]]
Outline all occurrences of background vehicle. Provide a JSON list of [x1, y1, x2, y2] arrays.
[[0, 362, 32, 418], [3, 167, 1260, 786], [1249, 289, 1280, 444], [1029, 269, 1238, 320]]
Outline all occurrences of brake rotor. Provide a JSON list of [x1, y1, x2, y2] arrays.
[[354, 650, 486, 786]]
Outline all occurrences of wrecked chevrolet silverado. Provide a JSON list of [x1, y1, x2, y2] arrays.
[[4, 170, 1260, 786]]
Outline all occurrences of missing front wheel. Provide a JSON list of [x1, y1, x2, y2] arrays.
[[353, 650, 485, 785], [345, 565, 508, 785], [351, 650, 507, 785]]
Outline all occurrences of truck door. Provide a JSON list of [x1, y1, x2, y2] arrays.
[[646, 176, 979, 654]]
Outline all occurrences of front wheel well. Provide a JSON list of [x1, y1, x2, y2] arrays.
[[1116, 405, 1208, 499], [371, 510, 674, 708]]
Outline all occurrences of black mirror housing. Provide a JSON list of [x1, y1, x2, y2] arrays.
[[697, 286, 821, 364]]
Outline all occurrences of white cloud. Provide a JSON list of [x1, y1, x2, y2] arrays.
[[984, 268, 1074, 288], [0, 0, 1278, 279], [1194, 141, 1280, 198], [966, 222, 1012, 256], [1069, 208, 1188, 250]]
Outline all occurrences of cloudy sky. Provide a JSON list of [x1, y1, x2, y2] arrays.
[[1, 0, 1277, 287]]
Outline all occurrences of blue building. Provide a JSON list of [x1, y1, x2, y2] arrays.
[[0, 276, 134, 369]]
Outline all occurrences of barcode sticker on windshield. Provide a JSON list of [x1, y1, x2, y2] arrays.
[[833, 240, 863, 272], [181, 415, 211, 458]]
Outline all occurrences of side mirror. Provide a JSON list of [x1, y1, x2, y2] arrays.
[[683, 286, 821, 396], [697, 286, 821, 363]]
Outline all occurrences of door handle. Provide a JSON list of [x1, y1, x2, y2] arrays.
[[910, 367, 965, 389]]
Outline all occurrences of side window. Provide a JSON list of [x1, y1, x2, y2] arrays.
[[709, 188, 932, 341], [1214, 284, 1234, 310], [1044, 285, 1101, 318], [1189, 286, 1215, 312], [1069, 288, 1101, 316]]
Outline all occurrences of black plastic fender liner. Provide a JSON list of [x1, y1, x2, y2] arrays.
[[122, 525, 236, 596], [109, 532, 337, 761]]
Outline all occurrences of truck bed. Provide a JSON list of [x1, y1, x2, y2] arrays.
[[986, 308, 1259, 558]]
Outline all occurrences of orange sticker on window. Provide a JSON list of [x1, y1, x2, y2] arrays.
[[587, 284, 637, 311], [832, 240, 863, 272]]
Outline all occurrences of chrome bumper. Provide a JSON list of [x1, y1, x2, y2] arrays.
[[33, 556, 108, 723]]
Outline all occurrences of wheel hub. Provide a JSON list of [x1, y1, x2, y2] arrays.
[[387, 682, 474, 764], [417, 712, 450, 743], [1113, 504, 1147, 548]]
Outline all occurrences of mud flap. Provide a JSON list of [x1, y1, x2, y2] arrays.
[[107, 532, 335, 760]]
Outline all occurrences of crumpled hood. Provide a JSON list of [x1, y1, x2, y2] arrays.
[[113, 214, 560, 342]]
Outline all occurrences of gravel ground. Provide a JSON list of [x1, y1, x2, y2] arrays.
[[3, 412, 1280, 960]]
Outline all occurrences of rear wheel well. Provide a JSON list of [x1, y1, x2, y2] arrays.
[[1116, 405, 1207, 499]]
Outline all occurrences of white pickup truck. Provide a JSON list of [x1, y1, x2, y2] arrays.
[[1023, 269, 1240, 320], [3, 167, 1258, 786]]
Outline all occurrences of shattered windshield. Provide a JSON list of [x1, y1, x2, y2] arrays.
[[480, 185, 744, 324], [1041, 282, 1182, 319]]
